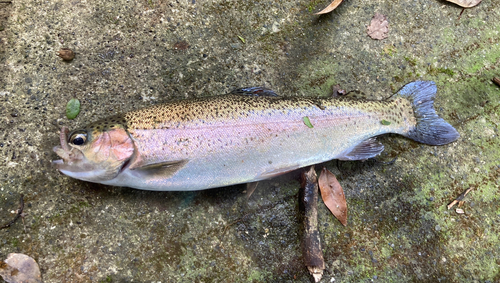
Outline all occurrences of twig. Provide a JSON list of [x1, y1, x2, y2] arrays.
[[221, 213, 251, 235], [301, 166, 324, 282], [457, 8, 465, 20], [0, 194, 25, 230], [0, 1, 12, 3], [447, 187, 473, 210]]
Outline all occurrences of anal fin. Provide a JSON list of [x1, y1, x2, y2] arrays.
[[337, 138, 384, 161], [245, 182, 259, 200]]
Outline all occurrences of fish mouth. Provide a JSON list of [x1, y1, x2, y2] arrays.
[[52, 147, 68, 170], [52, 126, 81, 170], [52, 142, 90, 177]]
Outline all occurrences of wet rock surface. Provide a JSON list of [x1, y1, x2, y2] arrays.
[[0, 0, 499, 282]]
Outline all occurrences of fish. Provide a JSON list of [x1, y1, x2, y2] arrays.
[[52, 81, 459, 191]]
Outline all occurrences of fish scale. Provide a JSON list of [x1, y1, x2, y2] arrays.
[[122, 95, 409, 172]]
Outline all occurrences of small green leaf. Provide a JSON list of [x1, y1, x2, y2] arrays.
[[66, 98, 81, 120], [303, 116, 314, 128], [381, 120, 391, 125], [237, 36, 245, 43]]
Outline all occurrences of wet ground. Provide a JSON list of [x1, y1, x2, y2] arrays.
[[0, 0, 499, 282]]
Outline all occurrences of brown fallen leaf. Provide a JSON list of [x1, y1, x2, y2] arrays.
[[318, 167, 347, 226], [173, 40, 190, 50], [56, 48, 75, 61], [367, 13, 389, 40], [0, 253, 42, 283], [315, 0, 343, 15], [445, 0, 481, 8], [492, 77, 500, 87]]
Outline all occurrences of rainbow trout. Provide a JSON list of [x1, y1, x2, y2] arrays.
[[53, 81, 459, 191]]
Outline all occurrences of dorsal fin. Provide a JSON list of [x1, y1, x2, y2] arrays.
[[337, 138, 384, 160], [229, 87, 278, 97]]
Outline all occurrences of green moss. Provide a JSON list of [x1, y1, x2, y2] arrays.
[[440, 27, 457, 46], [79, 201, 90, 208], [294, 60, 339, 97], [404, 56, 417, 66], [307, 0, 323, 13], [393, 75, 404, 83], [247, 270, 264, 282], [463, 46, 500, 74], [379, 246, 392, 259], [476, 182, 499, 202], [383, 45, 397, 57], [428, 66, 455, 77]]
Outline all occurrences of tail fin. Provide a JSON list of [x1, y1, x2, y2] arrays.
[[397, 81, 459, 145]]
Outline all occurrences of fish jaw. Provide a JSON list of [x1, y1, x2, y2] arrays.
[[52, 145, 106, 182]]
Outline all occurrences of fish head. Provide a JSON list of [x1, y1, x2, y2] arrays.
[[53, 121, 135, 182]]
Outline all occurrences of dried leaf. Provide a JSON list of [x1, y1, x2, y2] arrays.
[[318, 167, 347, 226], [492, 77, 500, 87], [367, 13, 389, 40], [173, 40, 190, 50], [445, 0, 481, 8], [56, 48, 75, 61], [0, 253, 41, 283], [315, 0, 343, 15]]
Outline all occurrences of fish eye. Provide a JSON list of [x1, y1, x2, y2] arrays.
[[69, 131, 87, 146]]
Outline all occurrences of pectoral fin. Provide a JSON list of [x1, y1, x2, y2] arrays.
[[132, 159, 189, 179], [337, 138, 384, 160]]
